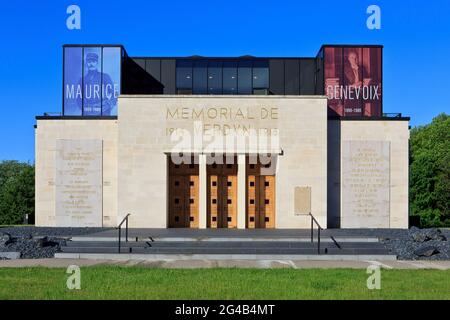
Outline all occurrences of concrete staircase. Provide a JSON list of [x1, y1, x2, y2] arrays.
[[56, 235, 397, 261]]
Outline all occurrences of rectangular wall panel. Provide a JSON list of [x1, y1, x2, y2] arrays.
[[161, 59, 176, 94], [145, 59, 161, 81], [341, 140, 390, 228], [269, 59, 284, 95], [284, 60, 300, 95], [300, 59, 316, 95], [55, 139, 103, 227]]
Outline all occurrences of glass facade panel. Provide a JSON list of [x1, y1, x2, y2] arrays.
[[238, 61, 252, 94], [223, 61, 237, 94], [208, 61, 222, 94], [82, 47, 103, 116], [102, 47, 121, 116], [252, 60, 269, 89], [193, 60, 207, 94], [176, 60, 193, 91], [63, 47, 83, 116], [174, 59, 268, 95]]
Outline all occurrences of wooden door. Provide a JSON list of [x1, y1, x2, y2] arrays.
[[222, 174, 237, 228], [169, 175, 188, 228], [247, 174, 259, 228], [207, 161, 238, 228], [259, 175, 275, 228], [168, 157, 199, 228], [246, 160, 276, 228], [208, 174, 220, 228], [187, 175, 199, 228]]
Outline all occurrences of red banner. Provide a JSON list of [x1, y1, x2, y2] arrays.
[[324, 46, 382, 117]]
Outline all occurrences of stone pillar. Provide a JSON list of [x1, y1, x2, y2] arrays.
[[237, 154, 246, 229], [199, 154, 207, 229]]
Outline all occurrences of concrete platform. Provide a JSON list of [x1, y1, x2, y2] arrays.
[[2, 258, 450, 269], [71, 228, 404, 239], [55, 252, 397, 261], [57, 228, 402, 261], [70, 236, 379, 242]]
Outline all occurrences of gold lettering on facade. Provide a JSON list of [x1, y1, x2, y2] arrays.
[[165, 106, 279, 136]]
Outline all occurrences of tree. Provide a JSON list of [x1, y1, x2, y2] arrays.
[[0, 161, 35, 225], [410, 113, 450, 227]]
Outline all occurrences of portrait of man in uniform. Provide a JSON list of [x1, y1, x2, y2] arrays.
[[77, 51, 117, 115]]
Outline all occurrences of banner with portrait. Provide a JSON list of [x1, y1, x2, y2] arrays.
[[324, 46, 382, 117], [63, 46, 121, 116]]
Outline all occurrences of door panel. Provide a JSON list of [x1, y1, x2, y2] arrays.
[[260, 175, 275, 228], [247, 175, 258, 228], [246, 159, 276, 229], [207, 161, 238, 228], [207, 174, 220, 228], [169, 175, 188, 228], [168, 157, 199, 228], [188, 175, 199, 228], [223, 175, 237, 228]]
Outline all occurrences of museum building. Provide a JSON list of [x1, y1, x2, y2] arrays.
[[34, 44, 410, 229]]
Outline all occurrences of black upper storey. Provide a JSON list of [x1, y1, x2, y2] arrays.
[[121, 56, 322, 96]]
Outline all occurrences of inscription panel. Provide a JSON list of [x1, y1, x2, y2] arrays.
[[342, 141, 390, 228], [55, 140, 103, 227]]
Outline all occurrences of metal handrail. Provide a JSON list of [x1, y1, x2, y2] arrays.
[[117, 214, 131, 253], [309, 213, 323, 255]]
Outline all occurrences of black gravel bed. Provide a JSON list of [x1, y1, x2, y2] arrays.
[[0, 226, 112, 237], [380, 227, 450, 260], [0, 227, 113, 259]]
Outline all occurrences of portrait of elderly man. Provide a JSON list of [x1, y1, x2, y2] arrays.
[[344, 51, 368, 87]]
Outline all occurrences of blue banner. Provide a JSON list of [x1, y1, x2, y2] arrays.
[[63, 46, 121, 116]]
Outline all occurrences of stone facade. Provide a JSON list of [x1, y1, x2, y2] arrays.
[[35, 120, 118, 227], [35, 96, 409, 229], [327, 120, 410, 229]]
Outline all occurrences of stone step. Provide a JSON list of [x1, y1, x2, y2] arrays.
[[70, 236, 380, 243], [60, 245, 391, 255], [65, 240, 387, 250], [55, 252, 398, 261]]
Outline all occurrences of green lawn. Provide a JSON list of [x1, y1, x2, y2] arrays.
[[0, 267, 449, 300]]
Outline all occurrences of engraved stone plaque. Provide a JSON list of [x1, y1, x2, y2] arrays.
[[55, 140, 103, 227], [294, 186, 311, 215], [342, 141, 390, 228]]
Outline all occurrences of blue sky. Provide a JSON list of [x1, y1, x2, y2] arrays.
[[0, 0, 448, 162]]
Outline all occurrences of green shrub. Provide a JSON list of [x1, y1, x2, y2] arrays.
[[0, 161, 35, 225], [410, 113, 450, 227]]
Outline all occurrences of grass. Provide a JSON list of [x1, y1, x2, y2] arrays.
[[0, 267, 449, 300]]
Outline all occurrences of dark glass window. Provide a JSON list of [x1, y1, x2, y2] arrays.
[[223, 61, 237, 94], [252, 60, 269, 90], [208, 61, 222, 94], [193, 60, 207, 94], [176, 60, 192, 92], [238, 61, 252, 94]]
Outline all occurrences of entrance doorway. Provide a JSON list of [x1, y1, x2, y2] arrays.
[[247, 159, 276, 228], [207, 158, 238, 228], [168, 157, 199, 228]]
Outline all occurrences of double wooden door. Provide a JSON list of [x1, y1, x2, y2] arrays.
[[247, 162, 276, 228], [207, 162, 238, 228], [168, 160, 199, 228]]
